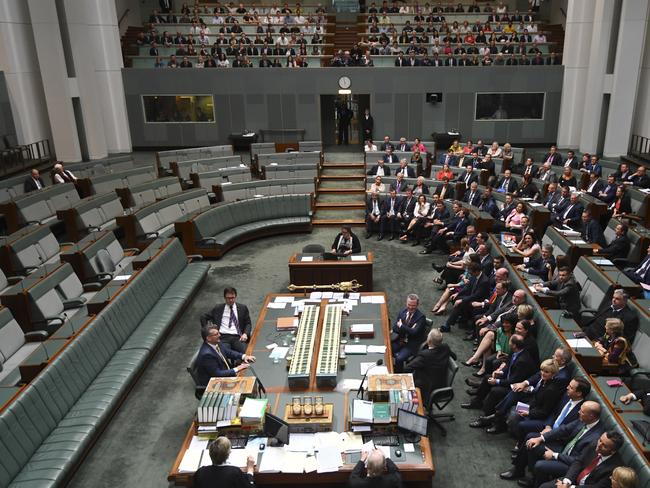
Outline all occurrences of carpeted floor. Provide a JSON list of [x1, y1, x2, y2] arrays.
[[67, 224, 516, 488]]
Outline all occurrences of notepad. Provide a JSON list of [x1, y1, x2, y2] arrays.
[[344, 345, 367, 354], [267, 302, 286, 309], [350, 255, 366, 261], [178, 449, 203, 472], [258, 447, 284, 473], [286, 433, 316, 452], [352, 399, 374, 423], [316, 445, 343, 473], [367, 345, 387, 354], [301, 256, 314, 262], [275, 296, 295, 303], [566, 338, 593, 349], [269, 346, 289, 359], [403, 443, 415, 453], [351, 323, 373, 334]]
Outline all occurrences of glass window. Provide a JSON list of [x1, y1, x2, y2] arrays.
[[475, 93, 545, 120], [142, 95, 215, 123]]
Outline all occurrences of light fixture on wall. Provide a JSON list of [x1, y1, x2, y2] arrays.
[[338, 89, 351, 95]]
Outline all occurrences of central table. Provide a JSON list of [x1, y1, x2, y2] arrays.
[[288, 253, 374, 291], [168, 292, 434, 487]]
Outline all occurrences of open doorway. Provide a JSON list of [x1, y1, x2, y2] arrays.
[[320, 94, 370, 149]]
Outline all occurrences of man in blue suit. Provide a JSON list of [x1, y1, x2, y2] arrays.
[[501, 400, 603, 486], [196, 325, 256, 386], [580, 210, 605, 246], [437, 148, 457, 167], [391, 293, 427, 372], [597, 174, 617, 204]]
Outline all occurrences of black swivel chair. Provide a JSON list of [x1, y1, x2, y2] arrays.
[[302, 243, 326, 254], [187, 348, 207, 399], [426, 356, 459, 436]]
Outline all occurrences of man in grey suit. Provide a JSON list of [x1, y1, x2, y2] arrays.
[[200, 287, 253, 353]]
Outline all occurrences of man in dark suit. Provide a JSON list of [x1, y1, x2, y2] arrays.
[[24, 168, 46, 192], [441, 262, 491, 332], [461, 334, 537, 414], [367, 159, 390, 177], [542, 145, 563, 166], [519, 244, 556, 280], [553, 192, 583, 229], [404, 328, 456, 401], [361, 108, 374, 142], [195, 325, 255, 386], [397, 187, 416, 229], [462, 181, 481, 207], [538, 431, 624, 488], [584, 173, 605, 197], [623, 243, 650, 285], [620, 386, 650, 416], [502, 400, 603, 485], [520, 158, 537, 178], [495, 169, 519, 193], [395, 159, 416, 177], [426, 206, 469, 254], [583, 289, 639, 342], [331, 225, 362, 255], [381, 189, 402, 240], [379, 136, 393, 151], [437, 148, 457, 166], [563, 150, 578, 170], [593, 222, 630, 260], [434, 177, 455, 200], [534, 267, 581, 318], [200, 287, 254, 353], [477, 188, 499, 218], [542, 182, 562, 211], [459, 164, 479, 188], [626, 164, 650, 188], [394, 53, 407, 66], [349, 448, 402, 488], [382, 148, 399, 164], [396, 137, 410, 152], [194, 437, 256, 487], [613, 163, 632, 182], [390, 173, 407, 193], [365, 192, 384, 239], [580, 210, 605, 246], [391, 293, 427, 371]]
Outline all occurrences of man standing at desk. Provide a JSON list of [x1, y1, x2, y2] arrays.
[[391, 293, 427, 372], [349, 448, 402, 488], [331, 225, 362, 256], [200, 287, 253, 353]]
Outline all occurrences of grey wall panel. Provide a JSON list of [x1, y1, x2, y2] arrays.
[[0, 73, 16, 139], [122, 67, 564, 148]]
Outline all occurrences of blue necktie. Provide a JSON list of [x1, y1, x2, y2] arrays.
[[553, 400, 572, 429]]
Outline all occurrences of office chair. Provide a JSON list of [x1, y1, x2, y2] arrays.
[[426, 357, 459, 437], [302, 243, 325, 254], [187, 348, 207, 399]]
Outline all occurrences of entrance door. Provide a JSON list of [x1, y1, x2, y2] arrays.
[[320, 94, 370, 147]]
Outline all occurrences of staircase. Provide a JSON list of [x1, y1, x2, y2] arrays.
[[542, 23, 565, 54], [121, 26, 145, 67], [313, 157, 367, 226], [333, 19, 360, 52]]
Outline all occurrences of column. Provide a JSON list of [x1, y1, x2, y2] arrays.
[[0, 0, 50, 145], [556, 0, 595, 149], [632, 7, 650, 140], [603, 0, 650, 157]]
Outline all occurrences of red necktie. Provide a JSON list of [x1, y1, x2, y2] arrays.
[[488, 289, 497, 304], [577, 454, 601, 485]]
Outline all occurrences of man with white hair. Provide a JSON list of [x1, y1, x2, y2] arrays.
[[349, 448, 402, 487], [52, 162, 77, 184]]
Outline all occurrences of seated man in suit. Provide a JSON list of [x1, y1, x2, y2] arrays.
[[434, 176, 455, 200], [438, 148, 458, 167], [538, 430, 624, 488], [519, 157, 537, 178], [380, 189, 402, 240], [625, 164, 650, 188], [501, 400, 603, 485], [580, 210, 605, 246], [390, 172, 407, 193], [583, 289, 639, 342], [536, 162, 558, 183], [395, 158, 416, 178], [477, 187, 499, 218], [396, 186, 416, 229], [426, 206, 469, 254], [462, 181, 481, 207], [552, 192, 583, 229], [495, 169, 519, 193], [379, 136, 393, 151], [613, 163, 632, 182], [517, 244, 556, 281], [382, 147, 399, 164], [534, 266, 582, 319], [584, 172, 604, 197], [194, 436, 256, 488], [24, 168, 46, 192], [365, 192, 384, 239], [542, 145, 563, 166], [542, 182, 562, 211], [395, 137, 410, 152], [196, 325, 256, 386], [592, 222, 630, 260], [441, 261, 491, 332], [597, 174, 618, 204], [200, 287, 253, 353], [620, 386, 650, 416], [459, 164, 479, 188], [331, 225, 362, 256], [404, 328, 457, 401], [391, 293, 427, 371], [349, 448, 402, 488], [367, 159, 390, 177], [623, 243, 650, 285]]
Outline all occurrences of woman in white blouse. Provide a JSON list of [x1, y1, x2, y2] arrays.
[[486, 141, 502, 159], [367, 175, 385, 193], [364, 140, 378, 152], [400, 194, 430, 243]]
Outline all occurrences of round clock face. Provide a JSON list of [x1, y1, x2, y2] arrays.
[[338, 76, 351, 89]]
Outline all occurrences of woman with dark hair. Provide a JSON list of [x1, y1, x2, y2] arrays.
[[516, 174, 539, 200]]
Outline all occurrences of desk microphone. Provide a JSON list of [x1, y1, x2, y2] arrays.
[[612, 383, 622, 406], [41, 342, 50, 361], [357, 359, 383, 399]]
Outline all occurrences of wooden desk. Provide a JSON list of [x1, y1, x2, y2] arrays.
[[589, 376, 642, 414], [86, 282, 129, 315], [288, 253, 374, 292], [168, 292, 435, 487], [617, 412, 650, 461]]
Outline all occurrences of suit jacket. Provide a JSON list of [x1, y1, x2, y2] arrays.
[[434, 184, 454, 200], [564, 442, 622, 487], [462, 189, 481, 207], [629, 173, 650, 188], [523, 378, 565, 420], [544, 395, 584, 429], [599, 235, 630, 260], [437, 153, 457, 166], [526, 254, 556, 280], [543, 191, 562, 211], [396, 166, 416, 178], [392, 308, 427, 352], [520, 164, 538, 178], [585, 179, 605, 197], [448, 216, 469, 241], [23, 176, 46, 193], [383, 154, 399, 164], [404, 343, 456, 400], [597, 183, 617, 204], [543, 152, 563, 166], [498, 202, 517, 221], [366, 198, 383, 217], [200, 303, 252, 337], [609, 195, 632, 215], [361, 115, 374, 134], [196, 342, 243, 385], [563, 157, 579, 169], [585, 304, 639, 343], [542, 277, 581, 318], [382, 196, 401, 216], [500, 349, 537, 387], [396, 143, 411, 152], [331, 232, 362, 254], [461, 272, 491, 304], [558, 202, 584, 228], [349, 459, 402, 488], [380, 142, 394, 151], [478, 197, 499, 218], [367, 164, 391, 176], [390, 179, 408, 193], [581, 219, 606, 246], [459, 171, 479, 187], [536, 168, 558, 183], [479, 254, 494, 276], [496, 177, 518, 193], [544, 419, 605, 466], [398, 196, 416, 218], [194, 464, 255, 488]]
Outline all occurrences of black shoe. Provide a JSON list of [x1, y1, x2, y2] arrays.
[[511, 446, 520, 454], [411, 240, 420, 246], [433, 264, 445, 272], [460, 401, 481, 410], [419, 249, 432, 254], [486, 423, 507, 434], [517, 477, 534, 487], [365, 233, 372, 239], [469, 417, 491, 428], [466, 388, 478, 396], [499, 470, 524, 481], [389, 235, 395, 241], [377, 235, 384, 241], [465, 377, 482, 387]]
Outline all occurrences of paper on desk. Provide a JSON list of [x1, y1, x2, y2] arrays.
[[332, 292, 344, 300], [352, 425, 372, 432], [226, 449, 251, 468], [360, 296, 373, 304], [269, 346, 289, 359], [377, 445, 391, 460], [322, 291, 333, 298], [369, 366, 388, 376], [287, 433, 316, 452], [567, 338, 593, 349], [178, 449, 203, 472], [316, 445, 343, 473], [314, 431, 341, 451], [282, 451, 308, 473], [360, 362, 388, 375], [348, 293, 360, 300], [258, 447, 284, 473], [304, 455, 318, 473], [403, 443, 415, 453], [199, 450, 213, 468], [266, 343, 278, 350], [344, 344, 367, 354], [350, 255, 366, 261], [188, 436, 209, 451], [301, 256, 314, 262], [275, 296, 295, 303], [367, 345, 387, 354], [372, 296, 385, 304], [339, 432, 364, 452], [335, 378, 363, 393], [351, 323, 373, 334], [570, 239, 587, 245], [310, 292, 323, 299], [528, 202, 543, 207], [113, 274, 132, 282], [592, 258, 614, 266], [267, 302, 286, 309]]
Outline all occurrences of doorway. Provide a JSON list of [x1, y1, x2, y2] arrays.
[[320, 94, 370, 148]]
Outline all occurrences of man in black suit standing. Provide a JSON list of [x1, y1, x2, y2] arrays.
[[200, 287, 253, 353], [349, 448, 402, 488], [361, 108, 374, 143], [538, 431, 624, 488], [194, 437, 256, 488], [337, 103, 353, 145], [593, 223, 630, 260], [580, 210, 605, 246], [24, 168, 46, 192], [195, 325, 255, 386]]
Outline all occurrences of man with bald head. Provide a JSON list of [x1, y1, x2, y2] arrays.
[[349, 448, 402, 487], [501, 400, 603, 485]]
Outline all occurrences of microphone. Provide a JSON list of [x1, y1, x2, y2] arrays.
[[247, 365, 267, 398], [612, 383, 622, 406], [357, 359, 383, 399], [41, 342, 50, 361]]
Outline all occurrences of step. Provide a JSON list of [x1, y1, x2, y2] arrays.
[[319, 174, 366, 180], [317, 188, 366, 194], [316, 193, 366, 203], [313, 219, 365, 226], [313, 208, 366, 220], [318, 179, 365, 189], [315, 202, 365, 210]]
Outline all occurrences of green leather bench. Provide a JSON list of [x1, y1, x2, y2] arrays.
[[188, 194, 313, 258], [89, 167, 156, 197], [0, 238, 209, 487]]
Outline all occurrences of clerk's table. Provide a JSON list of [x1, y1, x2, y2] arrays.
[[288, 253, 374, 291]]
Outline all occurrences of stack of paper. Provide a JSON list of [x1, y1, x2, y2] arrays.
[[239, 398, 268, 422], [351, 323, 373, 334], [226, 449, 252, 468], [286, 433, 316, 452], [339, 432, 364, 452], [350, 255, 367, 261], [316, 445, 343, 473], [352, 399, 374, 423], [282, 451, 308, 473], [275, 296, 295, 303], [269, 346, 289, 360], [360, 362, 388, 376], [267, 302, 286, 309], [567, 338, 593, 349], [258, 447, 285, 473], [344, 344, 367, 354], [367, 345, 387, 354], [178, 450, 203, 473], [301, 256, 314, 262]]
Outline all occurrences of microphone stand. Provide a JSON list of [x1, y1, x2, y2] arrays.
[[357, 360, 383, 399]]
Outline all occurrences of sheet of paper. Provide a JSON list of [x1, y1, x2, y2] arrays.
[[316, 445, 343, 473], [352, 425, 372, 432], [275, 296, 295, 303], [368, 366, 389, 376], [266, 343, 278, 350], [258, 447, 285, 473], [309, 292, 322, 299], [377, 445, 391, 459], [566, 338, 593, 349], [351, 323, 373, 334], [570, 239, 587, 245], [332, 292, 344, 299], [199, 450, 213, 468], [322, 292, 333, 299], [113, 274, 132, 282], [403, 443, 415, 453], [360, 362, 377, 375], [350, 255, 366, 261], [301, 256, 314, 262], [367, 345, 387, 354], [344, 344, 367, 354], [339, 432, 364, 453], [335, 378, 363, 392], [592, 258, 614, 266], [282, 451, 307, 473], [314, 431, 341, 450], [344, 299, 358, 308], [348, 293, 360, 300], [360, 296, 373, 304], [178, 449, 203, 473], [528, 202, 543, 207], [304, 455, 318, 473], [286, 433, 316, 452], [216, 420, 231, 427], [361, 440, 375, 455], [188, 436, 209, 451], [267, 302, 286, 309], [371, 296, 385, 303], [269, 346, 289, 359], [225, 449, 251, 468]]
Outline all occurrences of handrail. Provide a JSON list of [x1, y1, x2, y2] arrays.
[[118, 8, 131, 28], [628, 134, 650, 163], [560, 7, 567, 18]]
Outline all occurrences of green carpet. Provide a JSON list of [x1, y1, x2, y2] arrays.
[[67, 226, 515, 488]]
